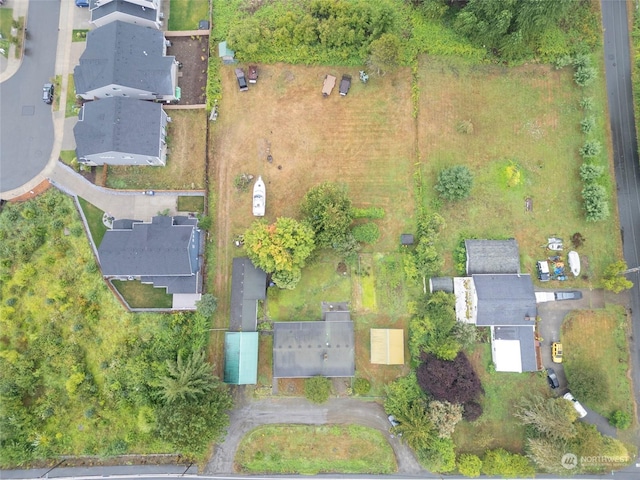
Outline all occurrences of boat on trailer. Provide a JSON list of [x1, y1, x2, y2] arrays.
[[253, 176, 266, 217]]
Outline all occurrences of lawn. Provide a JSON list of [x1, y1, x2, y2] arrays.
[[59, 149, 76, 166], [78, 196, 107, 247], [0, 7, 12, 57], [111, 279, 173, 309], [72, 29, 88, 42], [452, 342, 550, 455], [416, 56, 620, 284], [106, 110, 207, 190], [234, 424, 396, 474], [66, 74, 82, 118], [562, 307, 633, 418], [177, 195, 205, 212], [168, 0, 209, 31]]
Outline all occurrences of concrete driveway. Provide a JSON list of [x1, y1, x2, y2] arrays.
[[537, 288, 617, 437]]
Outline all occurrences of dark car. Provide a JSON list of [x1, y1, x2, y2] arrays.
[[554, 290, 583, 301], [546, 368, 559, 389], [339, 74, 351, 96], [248, 65, 258, 84], [235, 68, 248, 92], [42, 83, 54, 104]]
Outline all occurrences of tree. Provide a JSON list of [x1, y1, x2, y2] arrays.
[[582, 183, 609, 222], [157, 350, 218, 404], [368, 33, 401, 75], [435, 165, 473, 201], [609, 410, 632, 429], [579, 140, 602, 158], [417, 437, 456, 473], [353, 378, 371, 395], [602, 260, 634, 293], [457, 453, 482, 477], [393, 402, 437, 451], [566, 367, 608, 404], [304, 376, 331, 403], [352, 222, 380, 244], [244, 217, 315, 289], [427, 400, 463, 439], [409, 292, 459, 361], [195, 293, 218, 317], [526, 437, 570, 474], [482, 448, 535, 477], [300, 182, 352, 249], [514, 395, 577, 440], [579, 163, 604, 182], [416, 352, 483, 405], [384, 372, 425, 416]]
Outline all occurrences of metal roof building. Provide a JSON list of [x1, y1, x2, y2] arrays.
[[224, 332, 259, 385]]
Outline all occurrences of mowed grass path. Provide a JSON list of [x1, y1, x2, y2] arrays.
[[562, 307, 633, 417], [417, 56, 620, 281], [235, 424, 396, 474]]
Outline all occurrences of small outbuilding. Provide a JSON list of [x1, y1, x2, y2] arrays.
[[429, 277, 454, 294], [370, 329, 405, 365], [218, 41, 236, 64], [224, 332, 259, 385], [230, 257, 267, 332], [400, 234, 415, 246]]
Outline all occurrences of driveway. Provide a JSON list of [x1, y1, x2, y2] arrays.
[[0, 0, 60, 192], [204, 397, 428, 476], [537, 288, 617, 437]]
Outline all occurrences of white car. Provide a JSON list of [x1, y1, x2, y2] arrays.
[[563, 392, 588, 418]]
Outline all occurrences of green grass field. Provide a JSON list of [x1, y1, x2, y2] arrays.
[[168, 0, 209, 31], [562, 307, 633, 418], [235, 424, 396, 474], [177, 196, 205, 212], [77, 197, 107, 247], [66, 74, 81, 118], [111, 280, 173, 309]]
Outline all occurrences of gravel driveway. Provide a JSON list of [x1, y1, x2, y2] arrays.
[[204, 397, 427, 476]]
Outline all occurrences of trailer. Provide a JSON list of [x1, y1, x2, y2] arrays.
[[322, 74, 336, 97]]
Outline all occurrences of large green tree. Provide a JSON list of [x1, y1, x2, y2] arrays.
[[244, 217, 315, 289], [300, 182, 352, 248], [514, 395, 577, 441], [368, 33, 401, 75], [157, 350, 218, 404]]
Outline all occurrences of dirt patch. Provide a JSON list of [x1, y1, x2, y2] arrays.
[[166, 34, 209, 106]]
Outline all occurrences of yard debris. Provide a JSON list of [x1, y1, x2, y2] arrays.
[[525, 197, 533, 212]]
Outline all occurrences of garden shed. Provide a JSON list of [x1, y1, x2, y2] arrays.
[[230, 257, 267, 332], [465, 239, 520, 275], [370, 329, 404, 365], [218, 41, 236, 64], [224, 332, 259, 385]]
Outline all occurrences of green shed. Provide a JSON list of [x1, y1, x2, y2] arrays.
[[224, 332, 259, 385]]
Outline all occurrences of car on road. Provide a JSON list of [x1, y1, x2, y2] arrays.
[[339, 74, 351, 96], [563, 392, 588, 418], [42, 83, 54, 104], [536, 260, 550, 281], [546, 368, 559, 389], [552, 342, 563, 363], [554, 290, 582, 301], [235, 68, 248, 92], [248, 65, 258, 84]]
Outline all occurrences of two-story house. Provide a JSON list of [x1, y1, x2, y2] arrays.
[[74, 97, 168, 166], [74, 20, 179, 102], [89, 0, 163, 30]]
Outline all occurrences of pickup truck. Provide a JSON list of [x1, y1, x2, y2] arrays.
[[339, 74, 351, 96], [235, 68, 248, 92]]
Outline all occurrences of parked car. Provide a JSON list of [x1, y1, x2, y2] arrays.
[[546, 368, 559, 389], [75, 0, 89, 6], [339, 74, 351, 96], [142, 190, 155, 196], [248, 65, 258, 84], [235, 68, 248, 92], [563, 392, 588, 418], [42, 83, 54, 104], [552, 342, 563, 363], [536, 260, 550, 282], [388, 415, 399, 427], [554, 290, 582, 301]]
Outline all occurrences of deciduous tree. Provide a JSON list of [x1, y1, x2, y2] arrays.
[[300, 182, 352, 248], [368, 33, 401, 75], [514, 395, 577, 440], [417, 352, 483, 405], [602, 260, 634, 293], [435, 165, 473, 201]]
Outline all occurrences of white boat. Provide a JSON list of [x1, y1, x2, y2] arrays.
[[252, 176, 266, 217], [568, 251, 581, 277]]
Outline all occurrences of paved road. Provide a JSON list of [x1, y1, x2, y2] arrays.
[[601, 0, 640, 448], [204, 397, 426, 476], [0, 0, 59, 191]]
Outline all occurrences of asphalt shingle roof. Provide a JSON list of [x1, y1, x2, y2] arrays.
[[465, 239, 521, 275], [230, 257, 267, 332], [91, 0, 158, 22], [473, 274, 537, 326]]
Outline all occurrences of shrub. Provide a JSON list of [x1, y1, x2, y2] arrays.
[[482, 449, 535, 477], [575, 65, 597, 86], [353, 378, 371, 396], [579, 140, 602, 158], [352, 222, 380, 244], [435, 165, 473, 201], [304, 376, 331, 404], [416, 352, 483, 405], [579, 163, 604, 182], [609, 410, 632, 429], [351, 207, 385, 219], [462, 401, 483, 421], [458, 453, 482, 477], [582, 184, 609, 222], [580, 97, 594, 110], [580, 116, 596, 133]]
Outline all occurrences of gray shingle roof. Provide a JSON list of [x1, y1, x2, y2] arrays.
[[98, 216, 199, 278], [493, 325, 538, 372], [273, 321, 355, 378], [91, 0, 158, 22], [465, 239, 520, 275], [74, 97, 164, 158], [230, 257, 267, 332], [473, 274, 537, 326], [74, 21, 174, 96]]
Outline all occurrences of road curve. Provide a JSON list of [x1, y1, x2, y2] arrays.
[[204, 397, 426, 476]]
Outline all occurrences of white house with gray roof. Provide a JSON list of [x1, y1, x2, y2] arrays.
[[98, 216, 202, 309], [90, 0, 163, 29], [74, 97, 168, 166], [74, 21, 179, 102]]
